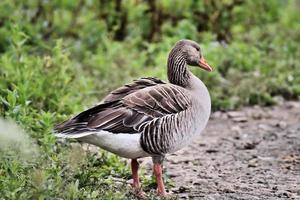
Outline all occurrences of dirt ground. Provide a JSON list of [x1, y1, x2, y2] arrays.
[[84, 101, 300, 199], [164, 101, 300, 199]]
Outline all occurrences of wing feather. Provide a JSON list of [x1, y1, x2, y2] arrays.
[[54, 78, 191, 137], [103, 77, 165, 103]]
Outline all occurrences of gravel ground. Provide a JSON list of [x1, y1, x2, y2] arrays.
[[164, 101, 300, 199], [84, 101, 300, 199]]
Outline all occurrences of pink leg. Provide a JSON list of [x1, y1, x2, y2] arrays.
[[131, 159, 144, 196], [153, 163, 167, 197]]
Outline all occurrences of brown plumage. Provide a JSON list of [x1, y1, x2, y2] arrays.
[[54, 39, 213, 197], [55, 78, 191, 135]]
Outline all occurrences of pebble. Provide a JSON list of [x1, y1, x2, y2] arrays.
[[211, 111, 223, 119], [168, 170, 185, 178], [251, 111, 264, 120], [222, 187, 235, 193], [275, 121, 287, 129], [231, 125, 242, 135], [276, 191, 292, 198], [232, 117, 248, 122], [243, 141, 259, 150], [178, 186, 191, 193], [192, 179, 209, 186], [258, 124, 273, 131], [227, 111, 245, 118], [248, 159, 258, 167], [198, 143, 206, 147], [263, 132, 278, 141], [285, 101, 300, 109], [206, 149, 219, 153]]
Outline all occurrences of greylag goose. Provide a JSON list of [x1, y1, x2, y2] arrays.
[[54, 39, 212, 197]]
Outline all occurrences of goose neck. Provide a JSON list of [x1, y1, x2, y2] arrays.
[[167, 51, 191, 87]]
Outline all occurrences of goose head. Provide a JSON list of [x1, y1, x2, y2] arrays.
[[167, 39, 213, 87], [176, 39, 212, 72]]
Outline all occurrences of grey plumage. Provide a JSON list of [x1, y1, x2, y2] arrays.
[[54, 39, 211, 157]]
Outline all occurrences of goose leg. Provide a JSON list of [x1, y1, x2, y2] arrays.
[[152, 156, 167, 197], [131, 159, 144, 196]]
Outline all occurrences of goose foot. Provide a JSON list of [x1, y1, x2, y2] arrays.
[[133, 188, 146, 198]]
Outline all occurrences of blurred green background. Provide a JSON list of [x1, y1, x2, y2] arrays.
[[0, 0, 299, 199]]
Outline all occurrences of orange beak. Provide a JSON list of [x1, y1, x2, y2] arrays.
[[198, 57, 213, 72]]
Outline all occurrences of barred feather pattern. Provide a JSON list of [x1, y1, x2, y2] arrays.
[[167, 43, 190, 87], [139, 99, 204, 155]]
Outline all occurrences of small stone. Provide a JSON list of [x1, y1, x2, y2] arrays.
[[198, 143, 206, 147], [178, 186, 191, 193], [263, 132, 278, 141], [222, 187, 235, 193], [275, 121, 287, 129], [206, 149, 219, 153], [243, 142, 258, 150], [168, 155, 195, 164], [248, 159, 258, 167], [251, 111, 263, 120], [227, 111, 248, 122], [232, 116, 248, 123], [192, 179, 209, 186], [272, 186, 278, 190], [258, 124, 273, 131], [227, 111, 245, 118], [221, 113, 229, 119], [211, 111, 222, 119], [168, 170, 185, 178], [178, 193, 189, 199], [276, 191, 292, 198], [285, 165, 292, 170], [236, 141, 259, 150], [257, 156, 274, 161], [233, 135, 241, 140], [285, 101, 300, 109], [126, 179, 133, 184], [231, 126, 242, 135]]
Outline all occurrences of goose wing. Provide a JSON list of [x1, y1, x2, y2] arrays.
[[54, 81, 191, 137], [103, 77, 165, 103]]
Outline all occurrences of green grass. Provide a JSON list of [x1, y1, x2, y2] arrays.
[[0, 0, 299, 199]]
